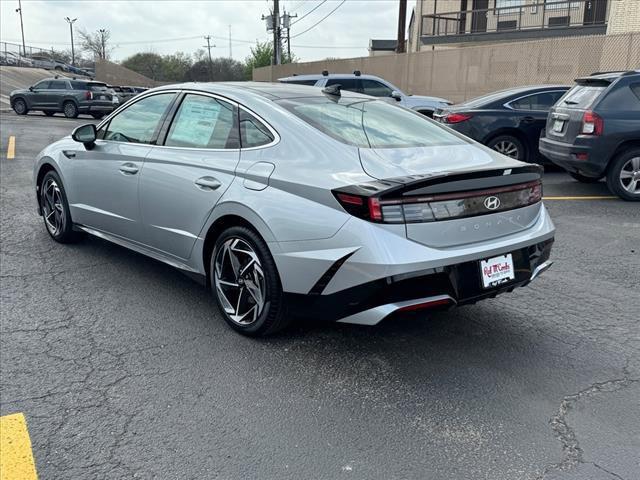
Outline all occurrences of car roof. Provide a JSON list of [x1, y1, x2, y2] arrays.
[[153, 81, 371, 102]]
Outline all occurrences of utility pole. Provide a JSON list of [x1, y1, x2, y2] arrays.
[[98, 28, 107, 59], [16, 0, 26, 56], [203, 35, 215, 80], [65, 17, 77, 65], [228, 25, 232, 59], [272, 0, 281, 65], [396, 0, 407, 53]]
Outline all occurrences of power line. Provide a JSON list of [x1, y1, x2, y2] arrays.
[[290, 0, 327, 26], [290, 0, 346, 39]]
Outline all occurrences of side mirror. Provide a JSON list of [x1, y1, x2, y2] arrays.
[[71, 124, 97, 149], [29, 86, 34, 91], [391, 90, 402, 101]]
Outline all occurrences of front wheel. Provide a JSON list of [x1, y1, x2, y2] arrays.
[[487, 135, 526, 161], [211, 226, 290, 336], [39, 171, 81, 243], [13, 98, 28, 115], [606, 149, 640, 201]]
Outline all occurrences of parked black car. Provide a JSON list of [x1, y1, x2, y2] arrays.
[[10, 77, 115, 119], [434, 85, 569, 163], [540, 71, 640, 201]]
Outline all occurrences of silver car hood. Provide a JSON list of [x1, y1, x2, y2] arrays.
[[358, 144, 524, 180]]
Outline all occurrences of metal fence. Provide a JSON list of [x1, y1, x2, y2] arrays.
[[421, 0, 608, 38], [0, 41, 94, 73]]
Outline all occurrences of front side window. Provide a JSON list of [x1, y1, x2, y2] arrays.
[[165, 94, 238, 149], [279, 97, 466, 149], [33, 81, 49, 90], [240, 110, 274, 148], [103, 93, 175, 144], [361, 79, 393, 98]]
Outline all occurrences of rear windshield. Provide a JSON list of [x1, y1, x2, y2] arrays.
[[89, 83, 108, 92], [278, 97, 466, 148], [559, 84, 606, 108]]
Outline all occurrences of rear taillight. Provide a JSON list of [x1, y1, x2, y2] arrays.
[[85, 90, 93, 100], [581, 110, 603, 135], [333, 180, 542, 224], [443, 112, 473, 124]]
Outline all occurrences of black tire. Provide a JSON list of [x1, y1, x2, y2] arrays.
[[39, 170, 82, 243], [487, 135, 527, 161], [13, 98, 28, 115], [91, 113, 104, 120], [210, 226, 290, 336], [569, 172, 602, 183], [606, 148, 640, 201], [54, 66, 63, 71], [44, 111, 55, 117], [63, 101, 79, 119]]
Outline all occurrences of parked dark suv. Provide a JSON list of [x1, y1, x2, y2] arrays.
[[10, 78, 115, 119], [540, 71, 640, 201]]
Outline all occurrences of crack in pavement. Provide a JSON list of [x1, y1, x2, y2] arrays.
[[537, 377, 639, 480]]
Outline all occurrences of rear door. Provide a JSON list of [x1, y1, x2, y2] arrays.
[[139, 92, 240, 259], [46, 79, 70, 110], [546, 81, 609, 144]]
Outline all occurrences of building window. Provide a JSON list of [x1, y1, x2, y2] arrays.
[[544, 0, 580, 10]]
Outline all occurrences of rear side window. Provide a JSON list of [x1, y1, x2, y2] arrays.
[[559, 84, 606, 108], [239, 110, 274, 148], [509, 91, 564, 110], [49, 80, 68, 90], [279, 97, 466, 148], [326, 78, 361, 93], [597, 83, 640, 111], [165, 94, 238, 149], [103, 93, 176, 144]]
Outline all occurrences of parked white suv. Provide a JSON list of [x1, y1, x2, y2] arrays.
[[279, 71, 451, 117]]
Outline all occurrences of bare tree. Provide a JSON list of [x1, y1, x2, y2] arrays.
[[78, 28, 112, 60]]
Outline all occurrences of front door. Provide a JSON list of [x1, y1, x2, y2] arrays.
[[139, 93, 240, 259], [583, 0, 607, 25], [471, 0, 489, 33], [65, 92, 177, 241], [29, 80, 50, 109]]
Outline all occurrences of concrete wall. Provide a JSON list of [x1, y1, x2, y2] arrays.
[[607, 0, 640, 34], [253, 32, 640, 103], [95, 60, 157, 87]]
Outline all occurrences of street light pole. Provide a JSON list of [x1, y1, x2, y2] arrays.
[[98, 29, 106, 59], [16, 0, 26, 56], [65, 17, 77, 66]]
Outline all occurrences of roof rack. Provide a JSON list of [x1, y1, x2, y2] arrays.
[[321, 70, 329, 76], [353, 70, 361, 76]]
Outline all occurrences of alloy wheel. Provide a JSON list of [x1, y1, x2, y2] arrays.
[[42, 178, 65, 236], [64, 103, 76, 118], [14, 100, 26, 114], [619, 156, 640, 195], [214, 237, 266, 325], [493, 140, 520, 159]]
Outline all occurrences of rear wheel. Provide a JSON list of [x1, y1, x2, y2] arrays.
[[13, 98, 28, 115], [606, 149, 640, 201], [39, 171, 81, 243], [487, 135, 526, 161], [63, 101, 78, 119], [569, 172, 601, 183], [210, 226, 290, 336]]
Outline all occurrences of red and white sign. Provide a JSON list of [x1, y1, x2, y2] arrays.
[[480, 254, 515, 288]]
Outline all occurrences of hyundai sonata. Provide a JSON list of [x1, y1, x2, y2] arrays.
[[34, 82, 555, 336]]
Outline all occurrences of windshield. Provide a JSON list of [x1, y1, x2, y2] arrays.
[[278, 97, 466, 148]]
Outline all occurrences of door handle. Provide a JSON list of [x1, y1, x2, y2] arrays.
[[522, 116, 536, 124], [195, 176, 222, 190], [63, 150, 76, 158], [119, 163, 139, 175]]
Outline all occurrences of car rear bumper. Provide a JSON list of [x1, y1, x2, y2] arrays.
[[539, 136, 607, 177]]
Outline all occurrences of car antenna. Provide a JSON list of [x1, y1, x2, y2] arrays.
[[321, 84, 341, 101]]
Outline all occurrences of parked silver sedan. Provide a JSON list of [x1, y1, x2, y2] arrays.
[[33, 82, 555, 336]]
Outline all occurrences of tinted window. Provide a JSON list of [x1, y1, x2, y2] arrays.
[[33, 81, 49, 90], [326, 78, 361, 93], [279, 97, 465, 148], [597, 83, 640, 111], [70, 81, 88, 90], [361, 79, 393, 97], [104, 93, 175, 144], [559, 84, 606, 108], [49, 80, 68, 90], [165, 94, 238, 149], [509, 91, 563, 110], [282, 79, 318, 86], [240, 110, 274, 148]]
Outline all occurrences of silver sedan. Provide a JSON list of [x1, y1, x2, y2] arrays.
[[34, 82, 555, 336]]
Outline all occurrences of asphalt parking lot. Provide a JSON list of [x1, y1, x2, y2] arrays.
[[1, 110, 638, 480]]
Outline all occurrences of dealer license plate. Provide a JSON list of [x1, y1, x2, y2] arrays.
[[552, 119, 564, 133], [480, 254, 515, 289]]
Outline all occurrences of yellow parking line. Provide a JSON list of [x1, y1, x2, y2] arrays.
[[543, 196, 618, 200], [6, 136, 15, 159], [0, 413, 38, 480]]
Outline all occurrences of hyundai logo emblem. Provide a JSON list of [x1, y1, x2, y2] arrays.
[[484, 196, 501, 210]]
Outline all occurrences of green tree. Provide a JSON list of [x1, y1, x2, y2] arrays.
[[244, 41, 296, 79], [186, 57, 246, 82], [162, 52, 193, 82], [121, 52, 170, 81]]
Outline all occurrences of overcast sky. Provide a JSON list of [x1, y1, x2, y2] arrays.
[[0, 0, 410, 63]]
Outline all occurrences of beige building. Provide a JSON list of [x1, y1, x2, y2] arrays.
[[407, 0, 628, 52]]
